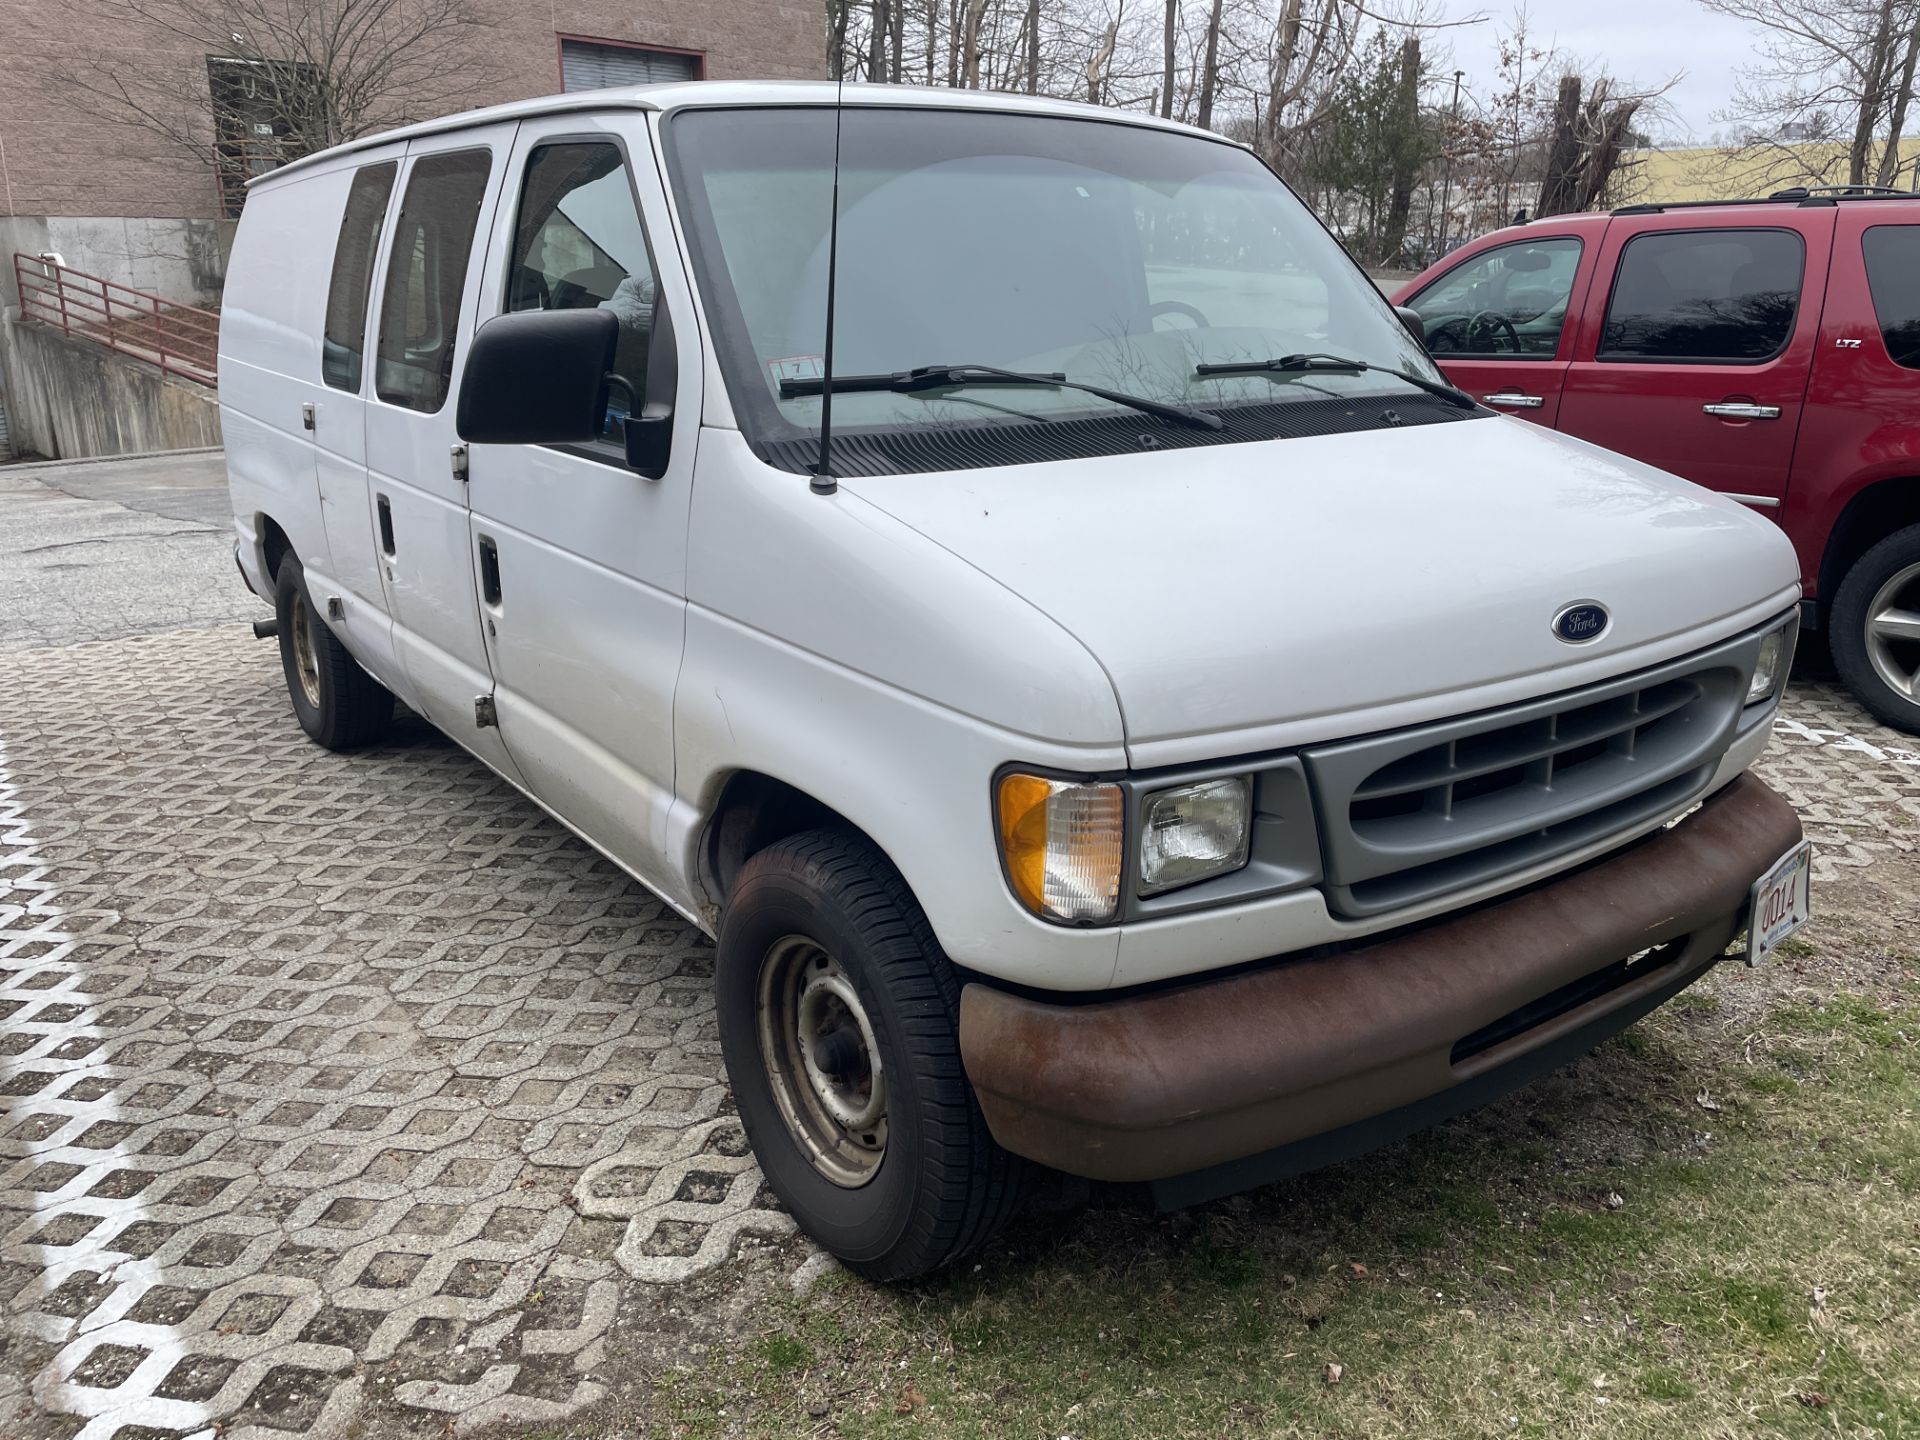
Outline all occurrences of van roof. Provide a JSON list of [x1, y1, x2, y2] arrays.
[[254, 80, 1235, 188]]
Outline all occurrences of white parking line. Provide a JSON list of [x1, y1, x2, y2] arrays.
[[1773, 714, 1920, 770], [0, 733, 216, 1440]]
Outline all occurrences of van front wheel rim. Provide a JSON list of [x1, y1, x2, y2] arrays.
[[756, 937, 887, 1187], [289, 591, 323, 709]]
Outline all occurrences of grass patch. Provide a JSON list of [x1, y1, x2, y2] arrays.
[[751, 1331, 814, 1374], [606, 944, 1920, 1440]]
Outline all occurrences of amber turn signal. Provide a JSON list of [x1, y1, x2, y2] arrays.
[[995, 772, 1124, 923]]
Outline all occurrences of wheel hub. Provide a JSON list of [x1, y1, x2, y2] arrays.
[[756, 938, 887, 1187], [289, 591, 322, 709], [1865, 560, 1920, 702]]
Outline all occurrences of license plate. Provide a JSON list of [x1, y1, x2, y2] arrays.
[[1746, 841, 1812, 967]]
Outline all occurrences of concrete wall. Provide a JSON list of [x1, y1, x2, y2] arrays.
[[0, 216, 233, 312], [0, 313, 220, 459]]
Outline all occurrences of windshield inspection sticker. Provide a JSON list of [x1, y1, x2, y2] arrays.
[[768, 355, 825, 385]]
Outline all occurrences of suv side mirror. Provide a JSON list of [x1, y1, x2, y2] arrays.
[[458, 309, 618, 446], [1394, 305, 1427, 346]]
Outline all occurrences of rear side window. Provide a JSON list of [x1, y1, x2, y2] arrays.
[[1599, 228, 1803, 363], [1862, 225, 1920, 369], [506, 142, 656, 456], [1406, 237, 1582, 358], [375, 149, 491, 413], [322, 163, 397, 392]]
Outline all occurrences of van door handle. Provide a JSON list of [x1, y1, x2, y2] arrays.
[[477, 537, 502, 607], [376, 495, 396, 558], [1483, 391, 1545, 409], [1703, 401, 1781, 419]]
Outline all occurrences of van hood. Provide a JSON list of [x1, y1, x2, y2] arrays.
[[839, 415, 1801, 766]]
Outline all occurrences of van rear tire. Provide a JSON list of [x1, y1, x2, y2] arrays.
[[273, 555, 394, 751], [1830, 524, 1920, 734], [715, 829, 1029, 1281]]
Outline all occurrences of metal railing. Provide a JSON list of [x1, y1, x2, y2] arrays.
[[12, 252, 220, 387]]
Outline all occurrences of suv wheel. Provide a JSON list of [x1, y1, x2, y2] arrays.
[[273, 555, 395, 750], [1831, 523, 1920, 734], [716, 829, 1029, 1281]]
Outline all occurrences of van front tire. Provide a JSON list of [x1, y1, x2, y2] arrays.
[[1831, 523, 1920, 734], [716, 829, 1028, 1282], [273, 555, 394, 751]]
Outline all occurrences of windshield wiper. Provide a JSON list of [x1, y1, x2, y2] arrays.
[[1193, 353, 1479, 411], [781, 363, 1225, 431]]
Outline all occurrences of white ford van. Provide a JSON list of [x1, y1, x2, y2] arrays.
[[222, 81, 1810, 1280]]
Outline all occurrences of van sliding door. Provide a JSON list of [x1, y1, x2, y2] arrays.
[[362, 125, 527, 786]]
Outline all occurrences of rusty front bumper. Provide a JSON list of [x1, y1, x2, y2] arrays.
[[959, 772, 1803, 1197]]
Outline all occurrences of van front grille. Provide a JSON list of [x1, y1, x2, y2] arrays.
[[1303, 632, 1764, 918]]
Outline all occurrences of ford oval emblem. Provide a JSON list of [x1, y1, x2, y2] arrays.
[[1552, 601, 1611, 645]]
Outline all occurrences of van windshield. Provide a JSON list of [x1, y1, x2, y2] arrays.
[[663, 105, 1456, 470]]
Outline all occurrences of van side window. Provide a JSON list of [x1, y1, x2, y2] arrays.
[[1404, 238, 1581, 358], [374, 149, 492, 413], [1599, 228, 1803, 363], [506, 142, 656, 452], [323, 163, 397, 391], [1862, 225, 1920, 370]]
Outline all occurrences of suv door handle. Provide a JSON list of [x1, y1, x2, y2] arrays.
[[1482, 391, 1545, 409], [1703, 402, 1781, 419], [376, 495, 396, 558]]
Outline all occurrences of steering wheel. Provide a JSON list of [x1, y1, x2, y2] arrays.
[[1465, 310, 1523, 353], [1425, 316, 1467, 352], [1147, 299, 1212, 329]]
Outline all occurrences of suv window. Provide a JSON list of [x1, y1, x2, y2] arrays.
[[1407, 237, 1582, 358], [1599, 228, 1803, 363], [506, 142, 656, 454], [1862, 224, 1920, 369], [374, 149, 491, 413], [322, 162, 397, 392]]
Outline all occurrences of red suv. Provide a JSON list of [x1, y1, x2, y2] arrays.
[[1396, 191, 1920, 731]]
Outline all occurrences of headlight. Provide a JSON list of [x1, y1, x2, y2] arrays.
[[1747, 624, 1792, 704], [996, 773, 1123, 923], [1139, 777, 1252, 896]]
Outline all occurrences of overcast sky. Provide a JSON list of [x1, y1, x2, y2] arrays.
[[1439, 0, 1765, 143]]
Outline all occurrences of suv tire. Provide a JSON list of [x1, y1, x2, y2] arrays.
[[1831, 523, 1920, 734], [273, 554, 394, 750], [716, 828, 1029, 1281]]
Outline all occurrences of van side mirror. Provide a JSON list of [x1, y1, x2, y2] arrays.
[[1394, 305, 1426, 346], [457, 309, 618, 446], [455, 306, 677, 478]]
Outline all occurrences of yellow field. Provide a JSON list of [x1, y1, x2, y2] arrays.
[[1620, 139, 1920, 203]]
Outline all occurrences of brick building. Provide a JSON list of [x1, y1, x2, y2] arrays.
[[0, 0, 823, 307]]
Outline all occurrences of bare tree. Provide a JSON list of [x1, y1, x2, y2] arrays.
[[1025, 0, 1043, 91], [1535, 74, 1656, 214], [56, 0, 496, 201], [1160, 0, 1179, 116], [1086, 5, 1124, 102], [830, 0, 855, 79], [1699, 0, 1920, 188], [958, 0, 993, 85], [870, 0, 892, 80], [1195, 0, 1227, 127], [1382, 34, 1422, 252], [1262, 0, 1367, 176]]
